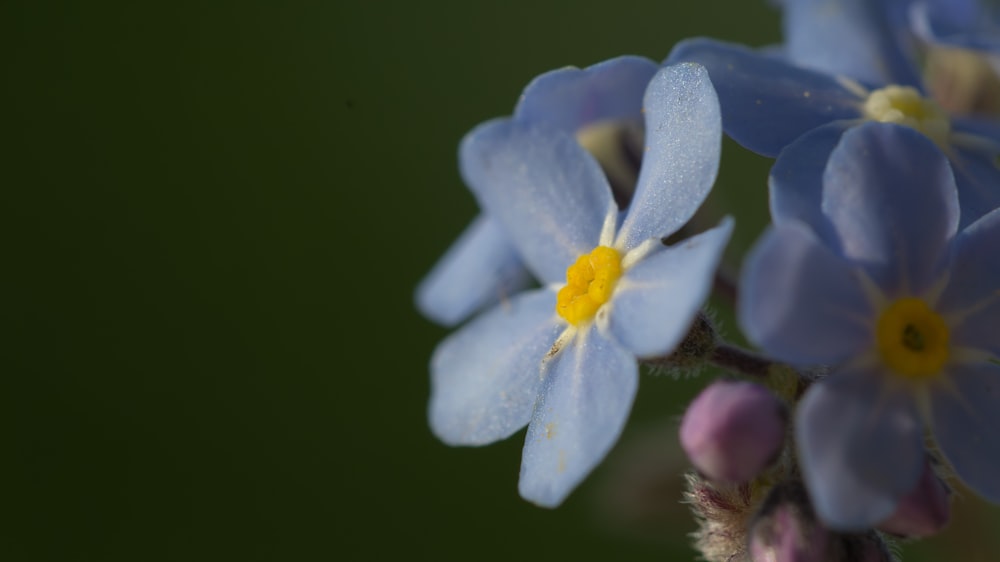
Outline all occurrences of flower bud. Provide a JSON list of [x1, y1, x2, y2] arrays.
[[748, 482, 894, 562], [750, 503, 829, 561], [680, 380, 786, 483], [876, 458, 951, 538], [749, 482, 832, 562]]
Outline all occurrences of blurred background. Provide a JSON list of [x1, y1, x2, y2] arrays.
[[6, 1, 999, 560]]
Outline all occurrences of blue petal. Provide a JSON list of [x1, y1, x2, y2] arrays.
[[664, 37, 864, 157], [937, 207, 1000, 355], [931, 363, 1000, 503], [796, 367, 924, 530], [769, 121, 852, 250], [739, 222, 873, 365], [459, 119, 614, 284], [781, 0, 924, 87], [913, 0, 1000, 51], [518, 325, 638, 507], [821, 122, 959, 296], [514, 55, 658, 132], [949, 144, 1000, 229], [428, 288, 563, 446], [615, 63, 722, 249], [952, 116, 1000, 144], [609, 217, 733, 358], [920, 0, 980, 32], [415, 214, 532, 327]]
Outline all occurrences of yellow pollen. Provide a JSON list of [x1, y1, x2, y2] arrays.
[[876, 297, 950, 380], [862, 85, 951, 148], [556, 246, 622, 326]]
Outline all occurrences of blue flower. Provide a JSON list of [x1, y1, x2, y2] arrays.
[[415, 56, 657, 327], [776, 0, 923, 87], [664, 36, 1000, 228], [739, 121, 1000, 530], [428, 63, 733, 507], [777, 0, 1000, 116], [907, 0, 1000, 54]]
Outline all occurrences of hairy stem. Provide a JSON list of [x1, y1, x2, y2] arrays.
[[708, 343, 773, 378]]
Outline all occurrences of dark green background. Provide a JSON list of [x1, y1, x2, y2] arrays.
[[6, 1, 998, 560]]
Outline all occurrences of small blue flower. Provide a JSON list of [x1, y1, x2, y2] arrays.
[[665, 36, 1000, 228], [428, 63, 733, 507], [415, 56, 657, 327], [740, 121, 1000, 530]]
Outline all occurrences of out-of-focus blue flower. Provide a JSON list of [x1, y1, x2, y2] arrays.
[[778, 0, 922, 87], [428, 63, 732, 507], [777, 0, 1000, 115], [665, 36, 1000, 228], [739, 122, 1000, 530], [907, 1, 1000, 121], [908, 0, 1000, 54], [415, 56, 657, 327]]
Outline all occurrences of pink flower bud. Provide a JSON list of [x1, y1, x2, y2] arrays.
[[680, 380, 786, 483], [749, 482, 832, 562], [750, 501, 830, 562], [876, 459, 951, 538], [748, 482, 894, 562]]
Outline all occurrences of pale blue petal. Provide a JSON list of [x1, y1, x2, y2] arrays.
[[664, 38, 864, 157], [514, 55, 658, 132], [609, 217, 733, 358], [931, 363, 1000, 503], [518, 326, 638, 507], [949, 145, 1000, 229], [937, 207, 1000, 355], [821, 123, 958, 296], [769, 121, 853, 250], [415, 214, 532, 327], [797, 367, 924, 530], [429, 288, 563, 446], [782, 0, 923, 87], [739, 222, 873, 365], [615, 63, 722, 249], [459, 119, 613, 284]]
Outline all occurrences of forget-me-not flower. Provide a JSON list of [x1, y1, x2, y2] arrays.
[[907, 0, 1000, 55], [740, 122, 1000, 530], [776, 0, 922, 87], [905, 0, 1000, 110], [777, 0, 1000, 116], [415, 56, 657, 327], [665, 36, 1000, 228], [428, 63, 733, 507]]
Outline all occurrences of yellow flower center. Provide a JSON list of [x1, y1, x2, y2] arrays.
[[876, 298, 950, 380], [556, 246, 622, 326], [862, 85, 951, 148]]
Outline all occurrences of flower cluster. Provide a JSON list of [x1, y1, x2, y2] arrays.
[[416, 1, 1000, 560]]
